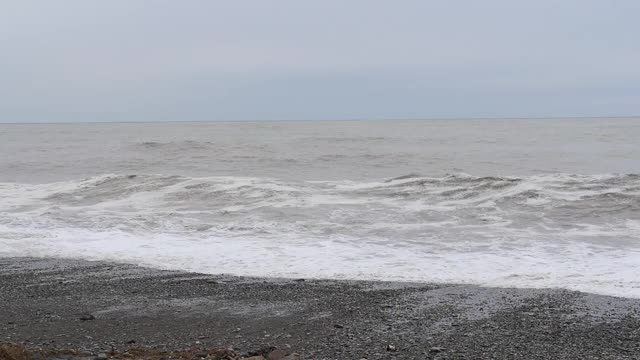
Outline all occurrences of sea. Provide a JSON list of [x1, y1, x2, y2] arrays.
[[1, 118, 639, 297]]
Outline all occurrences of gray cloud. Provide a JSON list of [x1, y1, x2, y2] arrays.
[[1, 0, 638, 122]]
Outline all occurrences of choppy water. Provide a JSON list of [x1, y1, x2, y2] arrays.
[[1, 119, 639, 297]]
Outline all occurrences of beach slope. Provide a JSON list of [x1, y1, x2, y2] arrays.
[[1, 257, 639, 359]]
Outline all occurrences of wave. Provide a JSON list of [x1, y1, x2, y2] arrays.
[[2, 171, 638, 241], [2, 172, 639, 297], [133, 140, 216, 151], [2, 172, 639, 214]]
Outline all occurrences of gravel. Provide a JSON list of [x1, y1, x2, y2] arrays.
[[1, 257, 639, 359]]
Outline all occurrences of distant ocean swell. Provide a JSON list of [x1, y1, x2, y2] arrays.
[[1, 173, 639, 297]]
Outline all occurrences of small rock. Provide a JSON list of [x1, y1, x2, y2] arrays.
[[97, 353, 108, 360], [126, 339, 136, 344], [430, 347, 446, 353], [195, 340, 201, 345], [198, 335, 207, 339], [79, 314, 95, 321], [334, 324, 344, 329], [386, 345, 397, 352], [247, 347, 276, 357], [267, 349, 288, 360]]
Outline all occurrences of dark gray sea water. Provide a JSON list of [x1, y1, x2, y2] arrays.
[[1, 118, 639, 296]]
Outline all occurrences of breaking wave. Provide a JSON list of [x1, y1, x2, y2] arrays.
[[6, 172, 640, 205], [1, 173, 639, 297]]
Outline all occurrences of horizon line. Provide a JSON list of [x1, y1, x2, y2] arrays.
[[0, 115, 639, 125]]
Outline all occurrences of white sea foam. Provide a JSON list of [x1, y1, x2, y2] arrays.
[[1, 173, 639, 297], [1, 224, 639, 298]]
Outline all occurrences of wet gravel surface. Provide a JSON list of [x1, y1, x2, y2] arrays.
[[1, 257, 640, 359]]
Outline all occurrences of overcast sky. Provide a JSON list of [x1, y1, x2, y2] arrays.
[[1, 1, 639, 122]]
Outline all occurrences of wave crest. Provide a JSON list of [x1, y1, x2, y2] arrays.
[[4, 172, 639, 209]]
